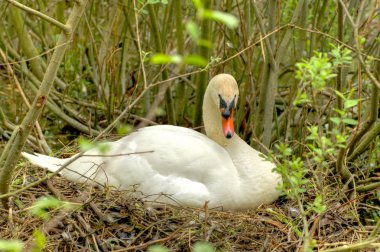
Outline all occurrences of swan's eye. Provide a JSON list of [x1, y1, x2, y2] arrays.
[[229, 95, 236, 109], [218, 94, 227, 109]]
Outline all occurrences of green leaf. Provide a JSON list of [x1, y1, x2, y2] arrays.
[[192, 0, 203, 10], [30, 197, 63, 220], [293, 91, 310, 106], [183, 55, 208, 67], [147, 0, 160, 4], [150, 53, 182, 65], [98, 142, 111, 154], [171, 54, 182, 64], [333, 108, 345, 116], [336, 134, 347, 143], [325, 73, 337, 79], [150, 53, 173, 64], [333, 90, 345, 100], [314, 148, 323, 156], [78, 137, 95, 152], [209, 56, 221, 64], [146, 0, 168, 4], [197, 39, 213, 48], [359, 36, 366, 45], [344, 99, 359, 109], [193, 242, 215, 252], [283, 148, 292, 156], [117, 124, 134, 135], [330, 117, 341, 125], [186, 21, 200, 41], [342, 118, 358, 125], [155, 107, 166, 117], [31, 230, 46, 252], [203, 10, 239, 29], [0, 240, 24, 252], [148, 245, 170, 252], [336, 143, 346, 148], [141, 50, 152, 62], [310, 195, 326, 214]]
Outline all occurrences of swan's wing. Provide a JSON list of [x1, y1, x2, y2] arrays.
[[61, 125, 237, 207], [115, 125, 234, 177]]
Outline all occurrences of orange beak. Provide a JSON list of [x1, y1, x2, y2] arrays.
[[222, 109, 234, 139]]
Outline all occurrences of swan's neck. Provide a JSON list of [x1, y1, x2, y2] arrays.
[[202, 89, 253, 174], [203, 90, 225, 145]]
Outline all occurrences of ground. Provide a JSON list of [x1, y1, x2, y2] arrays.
[[0, 164, 375, 252]]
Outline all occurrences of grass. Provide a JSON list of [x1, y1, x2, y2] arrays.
[[0, 163, 375, 251], [0, 1, 379, 251]]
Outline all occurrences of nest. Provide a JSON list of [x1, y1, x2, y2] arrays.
[[0, 164, 375, 252]]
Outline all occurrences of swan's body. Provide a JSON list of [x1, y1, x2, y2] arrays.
[[22, 74, 281, 210]]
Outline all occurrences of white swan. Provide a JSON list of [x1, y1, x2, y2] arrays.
[[22, 74, 281, 210]]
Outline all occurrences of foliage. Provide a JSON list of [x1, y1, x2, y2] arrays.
[[148, 242, 217, 252], [151, 53, 208, 67], [30, 196, 75, 220], [295, 48, 357, 166], [0, 197, 69, 252], [0, 240, 23, 252], [272, 143, 307, 199], [78, 137, 111, 154], [146, 0, 168, 5], [192, 242, 217, 252], [331, 89, 359, 127], [294, 46, 352, 106], [270, 141, 322, 251], [295, 52, 336, 91], [31, 230, 46, 252], [150, 0, 238, 67], [0, 0, 379, 250], [270, 46, 362, 251]]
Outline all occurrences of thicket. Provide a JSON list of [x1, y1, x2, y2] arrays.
[[0, 0, 379, 251]]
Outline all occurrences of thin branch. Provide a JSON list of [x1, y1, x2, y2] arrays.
[[336, 0, 344, 111], [5, 0, 70, 33], [320, 239, 380, 252], [369, 218, 380, 238], [251, 1, 277, 70], [147, 3, 176, 125], [0, 49, 51, 154], [0, 153, 84, 200], [356, 181, 380, 192], [337, 0, 380, 89], [0, 0, 89, 208], [344, 45, 380, 161], [132, 0, 147, 89], [145, 23, 379, 91]]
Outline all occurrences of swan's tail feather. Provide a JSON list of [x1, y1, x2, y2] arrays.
[[21, 152, 68, 173]]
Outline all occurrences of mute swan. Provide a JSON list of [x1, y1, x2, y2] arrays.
[[22, 74, 281, 210]]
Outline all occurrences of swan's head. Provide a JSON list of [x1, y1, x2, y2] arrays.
[[207, 74, 239, 139]]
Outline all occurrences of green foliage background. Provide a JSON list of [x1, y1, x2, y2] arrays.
[[0, 0, 379, 251]]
